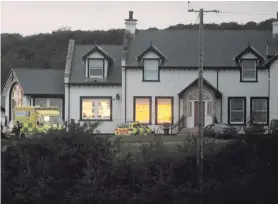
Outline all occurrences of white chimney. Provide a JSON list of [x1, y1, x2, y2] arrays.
[[125, 11, 137, 35], [272, 12, 278, 36]]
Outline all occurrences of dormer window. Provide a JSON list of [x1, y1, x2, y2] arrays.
[[143, 59, 159, 81], [241, 59, 257, 82], [137, 43, 166, 82], [88, 59, 104, 78], [235, 45, 264, 83]]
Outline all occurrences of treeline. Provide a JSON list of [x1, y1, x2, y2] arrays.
[[1, 18, 275, 87]]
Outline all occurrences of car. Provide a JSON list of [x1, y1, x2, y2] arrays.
[[270, 119, 278, 136], [204, 123, 237, 139], [114, 121, 154, 136]]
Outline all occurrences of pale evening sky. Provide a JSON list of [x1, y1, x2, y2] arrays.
[[1, 1, 278, 36]]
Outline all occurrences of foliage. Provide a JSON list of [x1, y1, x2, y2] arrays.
[[2, 120, 277, 203], [1, 18, 275, 86]]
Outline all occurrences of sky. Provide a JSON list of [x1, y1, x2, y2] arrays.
[[1, 1, 278, 36]]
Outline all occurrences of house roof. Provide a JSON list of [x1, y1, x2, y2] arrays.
[[265, 53, 278, 68], [127, 30, 273, 67], [267, 36, 278, 57], [70, 45, 122, 84], [12, 68, 64, 95]]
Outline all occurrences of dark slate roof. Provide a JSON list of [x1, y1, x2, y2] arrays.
[[267, 36, 278, 57], [70, 45, 122, 84], [127, 30, 273, 67], [13, 68, 64, 95]]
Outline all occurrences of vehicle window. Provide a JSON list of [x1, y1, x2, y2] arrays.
[[133, 124, 138, 128], [205, 124, 212, 129]]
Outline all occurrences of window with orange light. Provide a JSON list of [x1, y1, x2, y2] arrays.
[[81, 97, 111, 120], [134, 97, 151, 124], [156, 97, 173, 124]]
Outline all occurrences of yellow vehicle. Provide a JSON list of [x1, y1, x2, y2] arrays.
[[12, 106, 64, 138], [114, 121, 154, 136]]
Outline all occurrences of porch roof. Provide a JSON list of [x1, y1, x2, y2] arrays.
[[178, 78, 222, 99]]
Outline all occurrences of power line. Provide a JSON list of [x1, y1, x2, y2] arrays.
[[219, 11, 274, 16]]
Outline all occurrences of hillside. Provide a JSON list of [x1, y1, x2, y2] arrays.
[[1, 18, 275, 87]]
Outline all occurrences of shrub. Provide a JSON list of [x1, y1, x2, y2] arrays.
[[2, 125, 277, 204]]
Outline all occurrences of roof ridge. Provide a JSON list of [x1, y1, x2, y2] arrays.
[[13, 68, 64, 71]]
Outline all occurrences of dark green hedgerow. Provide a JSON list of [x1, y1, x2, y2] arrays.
[[1, 123, 277, 204]]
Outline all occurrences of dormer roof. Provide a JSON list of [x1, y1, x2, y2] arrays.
[[234, 45, 265, 64], [82, 45, 112, 63], [137, 43, 166, 62]]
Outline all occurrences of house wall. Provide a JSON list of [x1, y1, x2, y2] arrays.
[[68, 86, 122, 133], [218, 69, 269, 125], [125, 68, 217, 132], [125, 67, 269, 132], [270, 59, 278, 121]]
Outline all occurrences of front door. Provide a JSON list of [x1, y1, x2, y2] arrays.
[[194, 101, 205, 127]]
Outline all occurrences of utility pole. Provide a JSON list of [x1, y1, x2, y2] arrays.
[[188, 1, 219, 192]]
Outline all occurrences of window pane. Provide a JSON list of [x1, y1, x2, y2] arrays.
[[187, 101, 192, 117], [34, 98, 47, 107], [242, 60, 256, 80], [243, 70, 256, 79], [144, 60, 158, 80], [207, 101, 212, 116], [144, 70, 158, 80], [89, 59, 103, 68], [252, 112, 267, 123], [89, 68, 103, 77], [230, 111, 244, 123], [242, 60, 255, 70], [135, 98, 150, 123], [81, 98, 111, 120], [252, 99, 267, 111], [157, 98, 172, 124], [230, 99, 244, 110]]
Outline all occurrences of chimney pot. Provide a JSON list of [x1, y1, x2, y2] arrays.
[[129, 11, 133, 20]]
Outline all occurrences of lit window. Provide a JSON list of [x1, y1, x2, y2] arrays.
[[88, 59, 104, 78], [241, 60, 256, 81], [143, 59, 159, 81], [229, 98, 245, 124], [81, 97, 111, 120], [134, 97, 151, 124], [251, 98, 268, 124], [156, 97, 173, 124]]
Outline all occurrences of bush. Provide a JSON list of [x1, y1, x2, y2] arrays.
[[2, 125, 277, 204]]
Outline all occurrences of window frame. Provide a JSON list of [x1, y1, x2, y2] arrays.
[[240, 59, 257, 82], [80, 96, 112, 121], [155, 96, 174, 125], [133, 96, 152, 125], [228, 97, 246, 125], [87, 58, 105, 78], [142, 58, 160, 82], [250, 97, 269, 125]]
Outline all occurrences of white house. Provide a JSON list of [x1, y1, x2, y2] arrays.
[[1, 11, 278, 134]]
